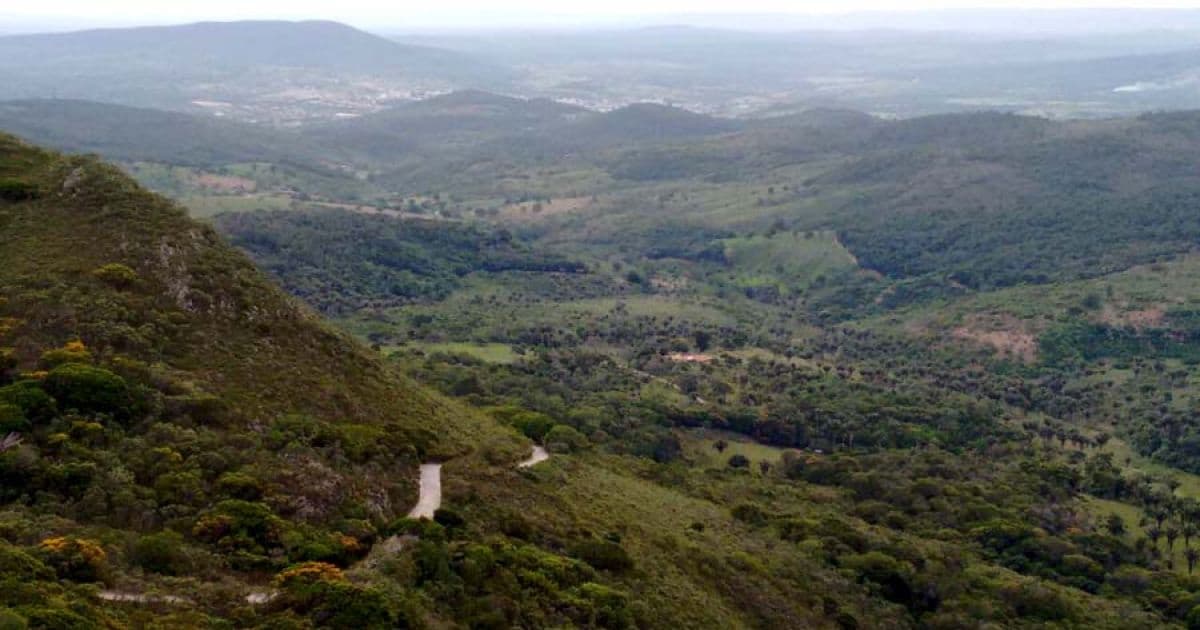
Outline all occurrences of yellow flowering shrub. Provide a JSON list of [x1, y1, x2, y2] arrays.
[[275, 561, 347, 587], [38, 340, 92, 369], [37, 536, 108, 582]]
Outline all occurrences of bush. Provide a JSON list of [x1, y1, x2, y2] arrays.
[[42, 364, 131, 418], [544, 424, 589, 453], [216, 471, 264, 500], [569, 540, 633, 573], [132, 531, 190, 575], [92, 263, 138, 289], [0, 404, 28, 435], [0, 543, 53, 580], [433, 508, 466, 530], [731, 503, 770, 527], [0, 382, 56, 424], [38, 341, 93, 369], [0, 179, 37, 202], [728, 454, 751, 469], [37, 537, 108, 582]]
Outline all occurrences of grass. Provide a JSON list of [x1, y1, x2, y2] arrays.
[[180, 193, 293, 218], [680, 429, 789, 471], [392, 342, 524, 364], [1083, 496, 1200, 575], [719, 230, 858, 294]]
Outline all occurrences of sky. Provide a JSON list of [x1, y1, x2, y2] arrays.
[[7, 1, 1200, 32]]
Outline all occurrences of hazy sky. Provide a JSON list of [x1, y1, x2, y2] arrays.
[[7, 1, 1200, 31]]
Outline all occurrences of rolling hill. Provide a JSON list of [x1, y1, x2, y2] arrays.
[[0, 99, 319, 167], [0, 21, 508, 115]]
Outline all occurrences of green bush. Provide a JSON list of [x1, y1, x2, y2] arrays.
[[569, 540, 633, 573], [0, 544, 53, 581], [42, 364, 131, 418], [544, 425, 589, 453], [132, 531, 190, 575], [92, 263, 138, 289], [0, 404, 27, 435], [217, 471, 264, 500], [0, 382, 57, 424], [0, 179, 37, 202]]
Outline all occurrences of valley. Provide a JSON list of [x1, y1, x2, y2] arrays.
[[8, 11, 1200, 630]]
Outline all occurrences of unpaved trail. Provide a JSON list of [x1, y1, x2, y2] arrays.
[[407, 463, 442, 519], [518, 445, 551, 468], [98, 591, 187, 604]]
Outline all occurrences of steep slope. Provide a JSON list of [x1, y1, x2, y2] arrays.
[[0, 132, 534, 626]]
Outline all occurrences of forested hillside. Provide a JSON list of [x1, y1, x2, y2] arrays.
[[16, 89, 1200, 628]]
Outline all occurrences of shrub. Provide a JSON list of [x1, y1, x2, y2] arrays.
[[194, 500, 284, 560], [0, 179, 37, 202], [38, 341, 93, 369], [216, 471, 264, 500], [37, 537, 108, 582], [569, 540, 633, 573], [544, 425, 589, 453], [132, 531, 190, 575], [0, 543, 53, 580], [433, 508, 466, 530], [42, 364, 131, 418], [731, 503, 770, 527], [0, 382, 56, 424], [92, 263, 138, 289], [276, 561, 347, 587], [0, 404, 27, 435], [728, 454, 751, 469]]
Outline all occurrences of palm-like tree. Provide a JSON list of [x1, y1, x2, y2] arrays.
[[1148, 525, 1163, 553], [1183, 522, 1198, 550]]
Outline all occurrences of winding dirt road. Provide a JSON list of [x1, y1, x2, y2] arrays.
[[407, 463, 443, 519]]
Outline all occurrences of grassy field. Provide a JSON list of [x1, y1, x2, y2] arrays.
[[180, 193, 294, 218], [719, 230, 858, 294], [680, 429, 790, 472], [389, 341, 525, 364]]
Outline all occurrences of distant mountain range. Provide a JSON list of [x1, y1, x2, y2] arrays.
[[0, 20, 509, 116]]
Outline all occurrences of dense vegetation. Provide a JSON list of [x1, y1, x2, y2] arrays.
[[16, 86, 1200, 628], [217, 209, 586, 314]]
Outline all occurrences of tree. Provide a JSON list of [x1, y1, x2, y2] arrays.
[[1147, 526, 1163, 553], [728, 454, 751, 469], [1104, 514, 1126, 537], [1188, 547, 1200, 575], [759, 461, 772, 476], [713, 440, 728, 454]]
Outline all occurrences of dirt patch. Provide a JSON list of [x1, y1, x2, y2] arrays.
[[190, 173, 256, 193], [500, 196, 593, 221], [667, 353, 714, 364], [951, 315, 1039, 364]]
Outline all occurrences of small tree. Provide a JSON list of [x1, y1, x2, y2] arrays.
[[1104, 513, 1126, 537], [728, 454, 751, 469], [713, 439, 728, 454], [1188, 547, 1199, 575]]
